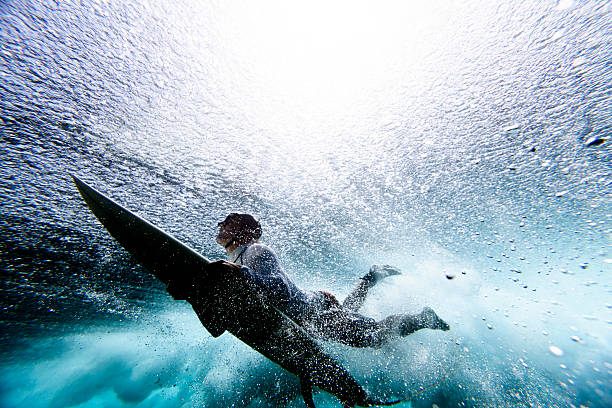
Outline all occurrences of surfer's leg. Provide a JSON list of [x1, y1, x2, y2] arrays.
[[341, 279, 369, 312], [311, 310, 396, 348], [337, 308, 450, 347], [342, 265, 401, 312], [314, 307, 449, 348]]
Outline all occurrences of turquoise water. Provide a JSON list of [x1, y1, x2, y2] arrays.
[[1, 0, 610, 407]]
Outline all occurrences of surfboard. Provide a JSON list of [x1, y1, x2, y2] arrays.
[[72, 175, 401, 408]]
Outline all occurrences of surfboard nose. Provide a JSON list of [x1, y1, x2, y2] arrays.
[[72, 174, 91, 199]]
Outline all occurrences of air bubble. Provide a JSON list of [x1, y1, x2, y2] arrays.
[[503, 124, 520, 133], [549, 345, 564, 356], [585, 136, 608, 147]]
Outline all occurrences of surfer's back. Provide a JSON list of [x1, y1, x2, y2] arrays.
[[236, 242, 319, 322]]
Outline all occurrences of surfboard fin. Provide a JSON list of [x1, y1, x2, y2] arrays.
[[300, 377, 316, 408]]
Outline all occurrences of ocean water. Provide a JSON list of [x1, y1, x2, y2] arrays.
[[1, 0, 610, 407]]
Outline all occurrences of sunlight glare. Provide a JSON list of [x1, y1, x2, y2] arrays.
[[217, 0, 442, 127]]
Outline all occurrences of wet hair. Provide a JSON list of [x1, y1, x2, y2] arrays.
[[222, 213, 262, 242]]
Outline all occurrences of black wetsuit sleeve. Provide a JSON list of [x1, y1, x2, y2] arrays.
[[241, 247, 292, 310], [241, 266, 287, 300]]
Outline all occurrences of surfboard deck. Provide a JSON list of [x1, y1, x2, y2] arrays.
[[72, 175, 395, 408]]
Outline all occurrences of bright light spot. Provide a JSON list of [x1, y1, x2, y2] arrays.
[[224, 2, 429, 103], [205, 0, 447, 141], [571, 56, 588, 67], [555, 0, 575, 11]]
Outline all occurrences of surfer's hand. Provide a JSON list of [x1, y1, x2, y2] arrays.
[[207, 260, 242, 275]]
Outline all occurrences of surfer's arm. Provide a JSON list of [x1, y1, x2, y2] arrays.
[[166, 260, 244, 300], [199, 259, 282, 295]]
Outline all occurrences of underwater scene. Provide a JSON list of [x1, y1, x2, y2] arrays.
[[1, 0, 610, 407]]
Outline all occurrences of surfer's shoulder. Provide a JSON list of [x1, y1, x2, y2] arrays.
[[246, 242, 275, 255], [244, 242, 279, 263]]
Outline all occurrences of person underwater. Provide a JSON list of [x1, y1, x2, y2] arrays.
[[72, 176, 448, 408], [208, 213, 450, 348]]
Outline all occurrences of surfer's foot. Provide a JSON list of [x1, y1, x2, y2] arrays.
[[420, 307, 450, 331], [399, 307, 450, 336], [363, 264, 401, 286]]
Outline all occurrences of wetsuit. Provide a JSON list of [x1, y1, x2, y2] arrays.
[[229, 243, 405, 348], [228, 243, 320, 323]]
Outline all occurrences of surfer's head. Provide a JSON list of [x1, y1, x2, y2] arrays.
[[216, 213, 262, 248]]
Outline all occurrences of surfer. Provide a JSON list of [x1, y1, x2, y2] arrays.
[[213, 213, 449, 348], [73, 177, 444, 408]]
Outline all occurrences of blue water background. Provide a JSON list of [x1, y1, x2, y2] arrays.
[[1, 0, 610, 407]]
